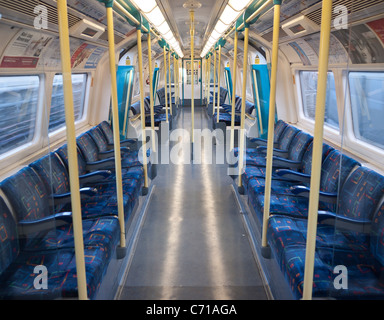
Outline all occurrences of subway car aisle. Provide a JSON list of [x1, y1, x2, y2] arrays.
[[117, 106, 268, 300]]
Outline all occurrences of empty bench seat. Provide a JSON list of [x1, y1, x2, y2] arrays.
[[0, 168, 121, 299], [266, 166, 384, 299]]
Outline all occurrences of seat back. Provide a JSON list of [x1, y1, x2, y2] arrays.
[[55, 144, 88, 176], [88, 126, 109, 153], [29, 153, 70, 213], [273, 120, 288, 144], [338, 166, 384, 222], [245, 101, 255, 114], [287, 132, 313, 162], [157, 87, 166, 105], [77, 133, 100, 163], [130, 101, 141, 115], [301, 142, 334, 174], [0, 167, 52, 223], [320, 149, 361, 193], [0, 197, 19, 275], [277, 125, 301, 151], [98, 121, 114, 145], [219, 87, 228, 105], [370, 202, 384, 266]]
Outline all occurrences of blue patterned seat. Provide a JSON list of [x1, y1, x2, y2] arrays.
[[77, 132, 149, 171], [266, 166, 384, 299], [241, 131, 314, 191], [97, 121, 137, 149], [250, 149, 361, 221], [29, 152, 140, 222], [209, 87, 228, 105], [55, 144, 144, 211], [0, 177, 120, 299], [234, 123, 302, 163]]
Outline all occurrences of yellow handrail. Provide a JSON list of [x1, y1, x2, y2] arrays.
[[230, 31, 238, 151], [252, 70, 263, 135], [137, 28, 149, 189], [190, 9, 195, 143], [212, 48, 217, 115], [163, 46, 169, 123], [57, 0, 87, 300], [106, 5, 126, 249], [216, 44, 222, 123], [302, 0, 333, 300], [168, 49, 172, 116], [207, 55, 211, 107], [147, 31, 156, 153], [261, 3, 281, 250], [238, 26, 249, 189], [173, 54, 178, 111]]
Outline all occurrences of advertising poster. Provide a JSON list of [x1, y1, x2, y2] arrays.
[[0, 30, 53, 68], [85, 47, 107, 69], [288, 40, 317, 65], [333, 24, 384, 64]]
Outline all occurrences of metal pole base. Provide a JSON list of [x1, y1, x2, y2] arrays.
[[116, 245, 127, 260]]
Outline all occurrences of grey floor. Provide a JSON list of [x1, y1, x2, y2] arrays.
[[118, 105, 268, 300]]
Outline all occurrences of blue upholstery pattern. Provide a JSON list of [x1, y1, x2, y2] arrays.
[[265, 165, 384, 299]]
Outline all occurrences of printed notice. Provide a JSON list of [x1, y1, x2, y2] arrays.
[[0, 30, 53, 68]]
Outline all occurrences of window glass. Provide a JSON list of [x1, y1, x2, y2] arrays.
[[299, 71, 339, 129], [0, 75, 40, 156], [49, 73, 87, 133], [349, 72, 384, 149]]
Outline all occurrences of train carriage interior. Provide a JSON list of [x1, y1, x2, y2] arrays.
[[0, 0, 384, 303]]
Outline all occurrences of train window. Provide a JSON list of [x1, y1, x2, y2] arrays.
[[299, 71, 339, 129], [0, 75, 40, 156], [49, 73, 87, 133], [349, 72, 384, 150]]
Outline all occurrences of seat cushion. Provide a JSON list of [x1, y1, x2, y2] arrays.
[[0, 245, 112, 299]]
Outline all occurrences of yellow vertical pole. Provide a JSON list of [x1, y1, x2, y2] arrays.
[[230, 31, 239, 151], [216, 44, 222, 123], [176, 57, 179, 107], [173, 54, 178, 111], [148, 32, 156, 152], [207, 54, 211, 107], [106, 5, 126, 248], [168, 49, 172, 116], [302, 0, 333, 300], [163, 46, 169, 123], [57, 0, 87, 300], [137, 28, 149, 189], [253, 70, 264, 135], [261, 3, 281, 249], [237, 27, 249, 189], [212, 49, 217, 113], [205, 57, 209, 105], [190, 9, 195, 143]]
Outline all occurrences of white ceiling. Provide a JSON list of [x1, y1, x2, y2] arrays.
[[157, 0, 228, 58]]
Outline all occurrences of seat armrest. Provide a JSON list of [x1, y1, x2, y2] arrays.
[[85, 158, 116, 171], [49, 187, 98, 206], [18, 212, 73, 235], [275, 169, 311, 183], [257, 146, 288, 158], [79, 170, 112, 185], [272, 157, 302, 170], [290, 186, 338, 203], [317, 211, 372, 233]]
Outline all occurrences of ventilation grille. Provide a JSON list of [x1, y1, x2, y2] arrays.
[[0, 0, 82, 28], [262, 28, 289, 42], [306, 0, 384, 25]]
